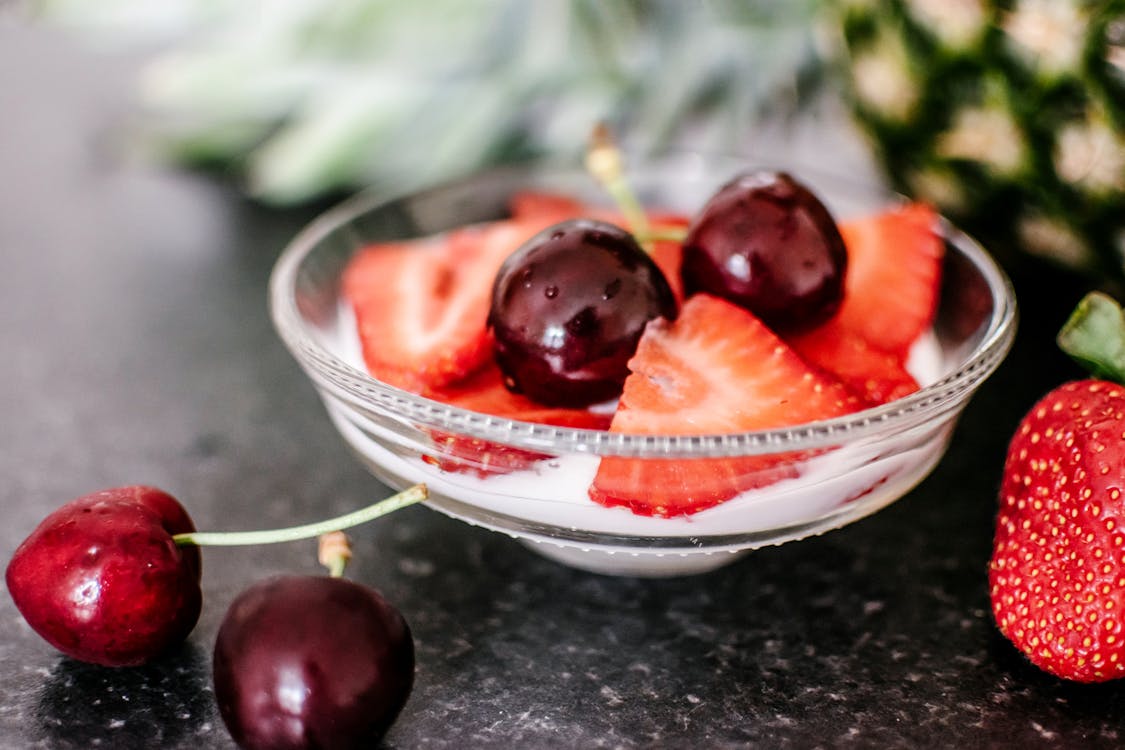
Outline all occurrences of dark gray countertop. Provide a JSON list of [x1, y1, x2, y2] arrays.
[[4, 18, 1125, 750]]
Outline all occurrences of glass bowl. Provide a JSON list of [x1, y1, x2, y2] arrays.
[[269, 154, 1017, 577]]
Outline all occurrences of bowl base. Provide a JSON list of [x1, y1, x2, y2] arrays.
[[521, 540, 750, 578]]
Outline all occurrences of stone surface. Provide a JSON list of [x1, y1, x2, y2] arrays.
[[4, 16, 1125, 750]]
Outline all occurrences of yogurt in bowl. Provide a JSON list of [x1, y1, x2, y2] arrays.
[[269, 156, 1016, 576]]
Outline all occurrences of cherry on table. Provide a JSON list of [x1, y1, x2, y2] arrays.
[[5, 483, 426, 669], [212, 574, 415, 750], [5, 485, 202, 667]]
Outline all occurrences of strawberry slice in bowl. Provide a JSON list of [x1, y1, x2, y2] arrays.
[[783, 204, 943, 407], [342, 218, 560, 392], [423, 363, 612, 478], [590, 294, 864, 517], [834, 203, 944, 358]]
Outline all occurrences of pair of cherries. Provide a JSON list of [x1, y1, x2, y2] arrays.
[[6, 484, 424, 749], [489, 169, 848, 408]]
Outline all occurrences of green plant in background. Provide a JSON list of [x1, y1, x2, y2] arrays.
[[42, 0, 1122, 280], [832, 0, 1125, 279], [39, 0, 823, 205]]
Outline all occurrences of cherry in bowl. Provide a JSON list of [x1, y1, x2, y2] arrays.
[[680, 170, 847, 333], [489, 218, 676, 408]]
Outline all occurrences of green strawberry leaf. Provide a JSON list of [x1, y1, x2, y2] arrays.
[[1057, 291, 1125, 383]]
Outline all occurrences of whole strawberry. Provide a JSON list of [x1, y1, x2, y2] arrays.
[[990, 292, 1125, 682]]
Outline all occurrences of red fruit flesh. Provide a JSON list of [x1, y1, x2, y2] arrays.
[[213, 575, 414, 750], [784, 203, 941, 405], [425, 363, 613, 476], [5, 486, 202, 667], [835, 203, 943, 356], [787, 318, 920, 405], [343, 203, 681, 396], [990, 380, 1125, 682], [589, 294, 863, 517], [342, 219, 541, 392], [648, 234, 687, 305], [431, 362, 614, 430]]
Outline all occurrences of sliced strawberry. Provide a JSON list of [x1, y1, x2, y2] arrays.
[[835, 203, 943, 357], [648, 238, 684, 305], [342, 218, 555, 392], [343, 237, 475, 392], [643, 212, 689, 305], [342, 191, 685, 395], [589, 294, 863, 517], [425, 364, 612, 477], [787, 318, 919, 405], [432, 362, 613, 429], [780, 203, 938, 404]]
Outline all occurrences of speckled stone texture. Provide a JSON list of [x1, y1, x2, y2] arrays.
[[5, 17, 1125, 750]]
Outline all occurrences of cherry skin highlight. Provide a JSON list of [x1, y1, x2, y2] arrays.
[[680, 170, 847, 332], [5, 485, 202, 667], [489, 218, 677, 407], [212, 575, 415, 750]]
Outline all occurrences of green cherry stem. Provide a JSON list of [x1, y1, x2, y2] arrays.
[[585, 123, 652, 246], [643, 226, 689, 244], [172, 483, 427, 548]]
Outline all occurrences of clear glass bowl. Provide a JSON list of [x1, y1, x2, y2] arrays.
[[269, 154, 1017, 577]]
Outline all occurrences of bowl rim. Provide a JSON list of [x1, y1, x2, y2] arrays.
[[269, 160, 1018, 459]]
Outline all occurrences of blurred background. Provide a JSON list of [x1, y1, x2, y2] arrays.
[[14, 0, 1125, 279], [3, 5, 1124, 748]]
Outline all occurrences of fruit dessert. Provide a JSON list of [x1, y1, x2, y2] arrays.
[[341, 140, 945, 519]]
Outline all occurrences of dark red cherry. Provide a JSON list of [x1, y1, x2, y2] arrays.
[[212, 575, 414, 750], [680, 170, 847, 332], [5, 486, 202, 667], [488, 219, 677, 407]]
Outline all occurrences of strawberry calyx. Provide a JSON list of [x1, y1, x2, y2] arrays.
[[1057, 291, 1125, 385]]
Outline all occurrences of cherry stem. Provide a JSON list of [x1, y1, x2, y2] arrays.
[[642, 226, 688, 244], [172, 483, 427, 548], [585, 123, 652, 247], [318, 531, 352, 578]]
